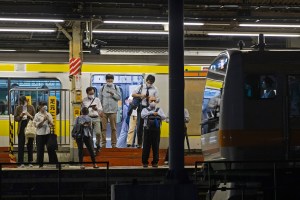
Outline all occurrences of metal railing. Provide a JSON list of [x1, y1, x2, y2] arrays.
[[9, 88, 71, 146], [0, 161, 109, 200], [194, 160, 300, 200]]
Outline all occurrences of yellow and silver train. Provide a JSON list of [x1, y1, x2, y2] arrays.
[[0, 63, 206, 150], [201, 50, 300, 161]]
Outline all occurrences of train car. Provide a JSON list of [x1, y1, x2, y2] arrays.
[[0, 64, 206, 153], [201, 50, 300, 161]]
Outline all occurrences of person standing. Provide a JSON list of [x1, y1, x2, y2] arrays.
[[99, 74, 121, 148], [14, 96, 36, 168], [164, 108, 190, 165], [141, 96, 166, 168], [132, 75, 159, 148], [82, 87, 103, 151], [127, 96, 138, 147], [116, 97, 130, 148], [33, 101, 58, 168], [75, 107, 99, 169]]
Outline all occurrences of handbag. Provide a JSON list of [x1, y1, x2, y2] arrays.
[[71, 117, 84, 139], [131, 84, 143, 108], [47, 129, 58, 150], [25, 120, 36, 138]]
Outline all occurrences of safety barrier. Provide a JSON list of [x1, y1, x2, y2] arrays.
[[0, 161, 109, 200], [8, 88, 71, 146], [194, 160, 300, 200]]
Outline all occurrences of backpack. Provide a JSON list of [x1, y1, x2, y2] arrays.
[[146, 108, 162, 129], [71, 117, 83, 139], [131, 84, 143, 108]]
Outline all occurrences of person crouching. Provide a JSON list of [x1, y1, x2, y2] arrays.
[[141, 96, 166, 168], [75, 107, 99, 169]]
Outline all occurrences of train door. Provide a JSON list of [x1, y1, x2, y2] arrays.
[[91, 74, 144, 147], [287, 75, 300, 159], [201, 55, 228, 160]]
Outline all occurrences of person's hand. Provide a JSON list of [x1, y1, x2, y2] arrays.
[[141, 94, 147, 99], [20, 112, 26, 117], [44, 115, 48, 121], [99, 112, 104, 118], [92, 105, 97, 111], [153, 112, 158, 116]]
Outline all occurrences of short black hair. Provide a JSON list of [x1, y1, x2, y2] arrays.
[[86, 87, 95, 94], [39, 101, 47, 107], [19, 96, 27, 104], [146, 75, 155, 83], [106, 74, 114, 80], [81, 107, 89, 115]]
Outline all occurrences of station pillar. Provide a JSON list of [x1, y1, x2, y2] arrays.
[[167, 0, 189, 183], [69, 21, 83, 161]]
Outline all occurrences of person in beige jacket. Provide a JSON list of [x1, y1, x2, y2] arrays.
[[14, 96, 35, 168]]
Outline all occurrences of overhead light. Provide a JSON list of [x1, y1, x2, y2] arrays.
[[0, 49, 16, 52], [39, 50, 91, 53], [207, 32, 300, 37], [0, 18, 64, 22], [103, 20, 204, 26], [239, 23, 300, 28], [0, 28, 56, 32], [93, 30, 168, 35]]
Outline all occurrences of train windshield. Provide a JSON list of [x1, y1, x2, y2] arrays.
[[201, 55, 228, 135]]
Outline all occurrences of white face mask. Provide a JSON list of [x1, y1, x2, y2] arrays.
[[43, 105, 48, 111], [88, 95, 94, 99], [150, 102, 156, 108], [107, 82, 113, 87], [146, 83, 153, 88]]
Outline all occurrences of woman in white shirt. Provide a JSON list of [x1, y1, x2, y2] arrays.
[[33, 101, 58, 168]]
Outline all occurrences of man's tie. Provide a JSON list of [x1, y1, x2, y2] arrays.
[[146, 87, 150, 106]]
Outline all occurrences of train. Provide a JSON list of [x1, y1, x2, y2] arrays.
[[201, 49, 300, 161], [0, 63, 207, 150]]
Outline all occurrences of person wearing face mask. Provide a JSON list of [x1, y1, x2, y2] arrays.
[[141, 96, 166, 168], [82, 87, 103, 152], [132, 75, 159, 148], [33, 101, 58, 168], [116, 97, 130, 148], [14, 96, 36, 168], [99, 74, 121, 148]]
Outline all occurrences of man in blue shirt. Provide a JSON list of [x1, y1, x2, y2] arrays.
[[141, 96, 166, 168]]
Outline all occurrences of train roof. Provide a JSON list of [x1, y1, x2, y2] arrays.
[[220, 49, 300, 64]]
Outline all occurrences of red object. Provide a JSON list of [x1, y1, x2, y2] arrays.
[[69, 57, 81, 76]]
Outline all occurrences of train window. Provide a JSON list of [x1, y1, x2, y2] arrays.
[[288, 75, 300, 116], [2, 79, 61, 115], [245, 75, 277, 99], [0, 79, 8, 115], [210, 56, 228, 74]]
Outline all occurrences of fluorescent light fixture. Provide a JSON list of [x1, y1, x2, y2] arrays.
[[0, 18, 64, 22], [239, 23, 300, 28], [0, 49, 16, 52], [39, 50, 91, 53], [93, 30, 168, 35], [208, 32, 300, 37], [103, 20, 168, 25], [0, 28, 56, 32], [103, 20, 204, 26], [39, 50, 69, 52]]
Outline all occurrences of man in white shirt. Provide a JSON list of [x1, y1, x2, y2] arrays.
[[82, 87, 103, 151], [132, 75, 159, 148]]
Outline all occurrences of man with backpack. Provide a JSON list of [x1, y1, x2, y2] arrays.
[[99, 74, 121, 148], [141, 96, 166, 168], [132, 75, 159, 148], [82, 87, 103, 152]]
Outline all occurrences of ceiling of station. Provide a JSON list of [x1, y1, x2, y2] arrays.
[[0, 0, 299, 52]]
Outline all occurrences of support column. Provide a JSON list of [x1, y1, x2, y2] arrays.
[[167, 0, 188, 182], [69, 21, 83, 162]]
